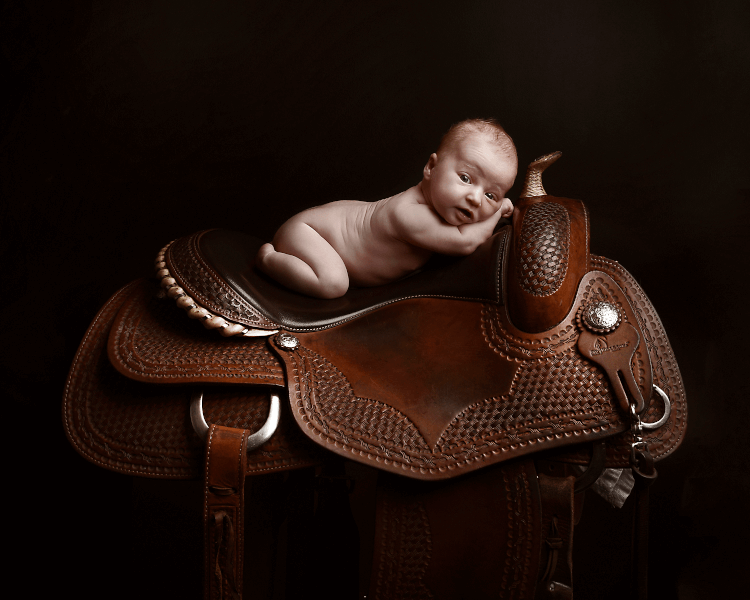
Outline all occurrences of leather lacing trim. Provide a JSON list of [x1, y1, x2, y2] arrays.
[[155, 241, 277, 338], [154, 240, 495, 336]]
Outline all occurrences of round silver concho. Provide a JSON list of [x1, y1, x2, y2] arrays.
[[276, 332, 299, 350], [581, 301, 621, 333]]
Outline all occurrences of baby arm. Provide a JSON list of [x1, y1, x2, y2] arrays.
[[393, 203, 506, 256]]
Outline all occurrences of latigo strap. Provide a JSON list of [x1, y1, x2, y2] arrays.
[[204, 425, 250, 600]]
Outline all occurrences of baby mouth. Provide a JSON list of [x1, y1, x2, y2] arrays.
[[458, 208, 473, 220]]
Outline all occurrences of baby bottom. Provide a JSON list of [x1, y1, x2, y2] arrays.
[[256, 220, 349, 299]]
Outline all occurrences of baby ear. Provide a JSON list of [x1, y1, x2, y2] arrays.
[[500, 197, 514, 218], [423, 153, 438, 179]]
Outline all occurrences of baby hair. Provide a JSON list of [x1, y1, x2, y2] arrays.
[[438, 118, 517, 160]]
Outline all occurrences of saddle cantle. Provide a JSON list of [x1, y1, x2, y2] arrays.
[[63, 152, 686, 599]]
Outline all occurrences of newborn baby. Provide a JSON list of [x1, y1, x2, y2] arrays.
[[257, 118, 518, 298]]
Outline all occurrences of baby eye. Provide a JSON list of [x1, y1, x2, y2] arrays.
[[459, 174, 470, 183], [485, 192, 495, 200]]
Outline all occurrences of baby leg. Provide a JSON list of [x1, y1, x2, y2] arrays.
[[257, 221, 349, 299]]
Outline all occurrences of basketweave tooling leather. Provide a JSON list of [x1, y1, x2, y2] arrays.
[[63, 153, 686, 600]]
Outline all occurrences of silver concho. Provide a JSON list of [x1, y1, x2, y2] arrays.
[[276, 332, 299, 350], [581, 301, 621, 333]]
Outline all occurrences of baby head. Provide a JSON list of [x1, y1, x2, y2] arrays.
[[421, 118, 518, 226]]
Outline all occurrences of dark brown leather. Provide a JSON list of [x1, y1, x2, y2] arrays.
[[164, 226, 509, 332], [269, 266, 680, 479], [579, 322, 646, 414], [91, 257, 685, 479], [107, 277, 285, 386], [63, 186, 687, 599], [63, 279, 323, 478], [507, 196, 590, 333], [204, 425, 249, 600], [371, 459, 542, 600], [535, 474, 575, 599]]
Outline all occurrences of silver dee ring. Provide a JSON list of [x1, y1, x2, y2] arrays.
[[640, 384, 671, 431], [190, 389, 281, 452]]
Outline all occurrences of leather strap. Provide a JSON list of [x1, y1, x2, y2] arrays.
[[631, 460, 657, 600], [536, 474, 575, 599], [204, 425, 249, 600]]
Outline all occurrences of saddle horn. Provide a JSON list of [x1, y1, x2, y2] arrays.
[[519, 151, 562, 198]]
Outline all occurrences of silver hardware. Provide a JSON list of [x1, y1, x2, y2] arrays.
[[640, 384, 671, 430], [630, 402, 644, 443], [581, 300, 621, 333], [243, 328, 279, 337], [276, 333, 299, 349], [190, 390, 281, 453]]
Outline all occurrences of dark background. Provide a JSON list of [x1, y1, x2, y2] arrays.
[[2, 0, 748, 597]]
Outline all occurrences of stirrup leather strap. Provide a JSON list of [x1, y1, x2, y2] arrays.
[[204, 425, 249, 600], [536, 474, 575, 600]]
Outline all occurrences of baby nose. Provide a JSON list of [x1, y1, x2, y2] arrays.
[[466, 190, 482, 206]]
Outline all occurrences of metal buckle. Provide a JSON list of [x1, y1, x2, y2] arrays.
[[190, 389, 281, 453]]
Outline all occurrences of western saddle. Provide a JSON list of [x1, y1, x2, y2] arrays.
[[63, 152, 685, 599]]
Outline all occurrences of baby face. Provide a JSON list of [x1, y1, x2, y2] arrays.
[[423, 134, 517, 226]]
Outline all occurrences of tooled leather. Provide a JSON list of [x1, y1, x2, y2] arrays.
[[518, 202, 570, 297], [544, 256, 687, 468], [595, 256, 686, 455], [63, 280, 322, 478], [281, 345, 433, 468], [193, 228, 509, 333], [373, 495, 434, 599], [444, 269, 651, 458], [166, 231, 278, 329], [501, 465, 538, 600], [290, 298, 518, 450], [299, 348, 431, 452], [435, 350, 620, 453], [483, 272, 651, 389], [108, 278, 284, 385], [274, 338, 620, 479], [66, 234, 684, 479], [372, 460, 539, 600], [271, 263, 680, 477], [507, 197, 590, 334]]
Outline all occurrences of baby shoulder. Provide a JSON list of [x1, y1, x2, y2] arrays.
[[389, 196, 443, 234]]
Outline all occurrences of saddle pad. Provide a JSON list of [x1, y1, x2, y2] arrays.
[[63, 279, 323, 478]]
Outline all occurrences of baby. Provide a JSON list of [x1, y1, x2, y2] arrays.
[[256, 118, 518, 299]]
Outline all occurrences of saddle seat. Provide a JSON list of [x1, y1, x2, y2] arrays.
[[160, 226, 509, 333]]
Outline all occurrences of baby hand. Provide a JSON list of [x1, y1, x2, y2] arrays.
[[499, 198, 514, 218]]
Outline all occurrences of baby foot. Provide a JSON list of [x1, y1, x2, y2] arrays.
[[256, 243, 275, 268]]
